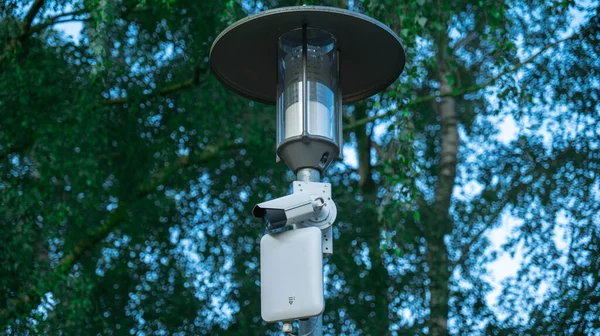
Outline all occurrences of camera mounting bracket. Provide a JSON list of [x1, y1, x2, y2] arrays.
[[292, 181, 335, 256]]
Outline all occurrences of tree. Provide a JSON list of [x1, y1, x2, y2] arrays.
[[1, 0, 598, 334], [355, 0, 599, 334]]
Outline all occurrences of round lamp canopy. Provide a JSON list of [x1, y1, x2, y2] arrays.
[[210, 6, 406, 105]]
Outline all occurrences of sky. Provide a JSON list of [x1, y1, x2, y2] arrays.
[[44, 0, 595, 328]]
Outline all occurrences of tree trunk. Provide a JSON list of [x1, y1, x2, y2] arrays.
[[427, 32, 459, 334], [426, 223, 451, 336], [354, 104, 390, 334]]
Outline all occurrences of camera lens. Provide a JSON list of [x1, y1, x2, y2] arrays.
[[264, 209, 287, 230]]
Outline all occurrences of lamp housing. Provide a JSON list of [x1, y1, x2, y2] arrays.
[[209, 6, 406, 173], [275, 27, 341, 173]]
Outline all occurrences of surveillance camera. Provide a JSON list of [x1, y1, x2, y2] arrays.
[[252, 181, 336, 231], [252, 193, 325, 230]]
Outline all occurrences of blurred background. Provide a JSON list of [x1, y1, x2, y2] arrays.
[[1, 0, 598, 334]]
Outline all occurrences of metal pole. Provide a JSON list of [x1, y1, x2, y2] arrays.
[[298, 314, 323, 336], [296, 168, 320, 183], [297, 167, 324, 336]]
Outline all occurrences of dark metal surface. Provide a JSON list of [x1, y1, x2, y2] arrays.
[[210, 6, 405, 105], [277, 135, 339, 173]]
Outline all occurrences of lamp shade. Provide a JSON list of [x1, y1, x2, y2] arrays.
[[277, 28, 338, 145], [274, 27, 341, 172], [210, 6, 405, 104], [210, 6, 405, 173]]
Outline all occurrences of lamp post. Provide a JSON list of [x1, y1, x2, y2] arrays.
[[210, 6, 405, 335]]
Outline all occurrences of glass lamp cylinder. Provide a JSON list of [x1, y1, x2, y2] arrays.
[[276, 27, 340, 172]]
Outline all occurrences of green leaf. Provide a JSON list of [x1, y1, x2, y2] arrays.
[[413, 211, 421, 221]]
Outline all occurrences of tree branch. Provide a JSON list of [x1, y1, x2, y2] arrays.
[[28, 15, 91, 36], [57, 141, 244, 273], [0, 141, 245, 324], [0, 0, 46, 65], [41, 8, 87, 21], [98, 69, 209, 108], [0, 69, 209, 164], [1, 4, 153, 66], [344, 30, 587, 131], [21, 0, 46, 33], [451, 195, 512, 271], [26, 5, 151, 37], [452, 30, 478, 51], [451, 145, 576, 271], [371, 141, 388, 161]]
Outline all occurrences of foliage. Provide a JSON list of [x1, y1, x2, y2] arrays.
[[0, 0, 598, 335]]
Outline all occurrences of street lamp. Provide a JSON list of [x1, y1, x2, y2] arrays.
[[210, 5, 404, 334]]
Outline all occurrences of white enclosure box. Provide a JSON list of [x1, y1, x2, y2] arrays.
[[260, 227, 324, 322]]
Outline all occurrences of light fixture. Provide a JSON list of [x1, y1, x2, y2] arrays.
[[210, 5, 405, 333], [275, 26, 340, 173], [210, 6, 405, 174]]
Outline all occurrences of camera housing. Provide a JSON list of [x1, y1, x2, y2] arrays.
[[252, 181, 336, 232]]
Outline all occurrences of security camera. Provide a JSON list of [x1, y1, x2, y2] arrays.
[[252, 181, 336, 231], [252, 193, 326, 229]]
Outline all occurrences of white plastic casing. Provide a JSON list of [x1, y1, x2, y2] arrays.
[[260, 227, 324, 322]]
